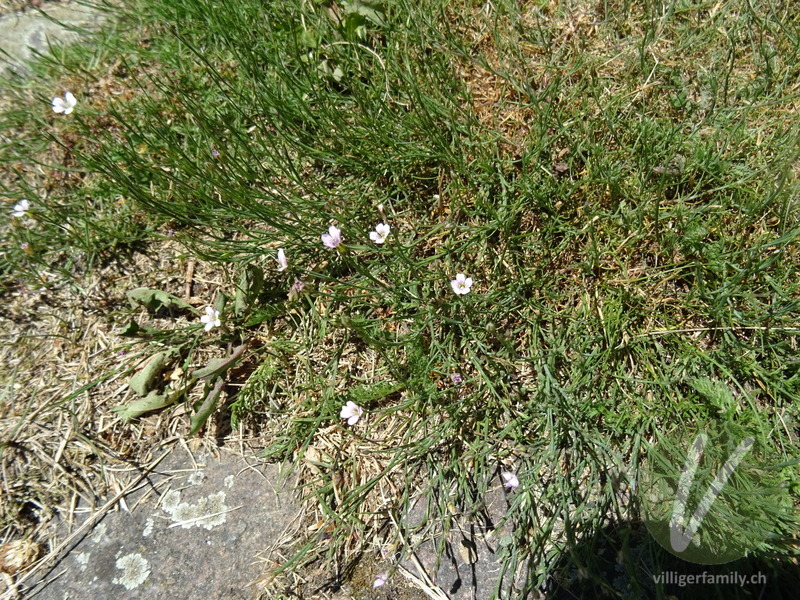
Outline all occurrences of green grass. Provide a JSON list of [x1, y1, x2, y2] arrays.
[[2, 0, 800, 597]]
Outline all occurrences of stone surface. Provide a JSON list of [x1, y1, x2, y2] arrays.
[[401, 478, 518, 600], [22, 447, 299, 599], [0, 1, 107, 75]]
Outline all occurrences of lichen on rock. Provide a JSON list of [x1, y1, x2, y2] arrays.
[[161, 490, 229, 530], [112, 553, 150, 590]]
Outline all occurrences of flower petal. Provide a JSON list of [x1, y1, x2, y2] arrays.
[[501, 472, 519, 488]]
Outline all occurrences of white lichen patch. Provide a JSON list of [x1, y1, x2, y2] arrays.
[[75, 552, 90, 572], [142, 518, 154, 537], [224, 475, 235, 489], [162, 490, 228, 530], [187, 471, 206, 486], [112, 553, 150, 590], [160, 489, 182, 512], [91, 522, 109, 544]]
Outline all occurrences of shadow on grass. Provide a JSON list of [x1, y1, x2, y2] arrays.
[[545, 518, 799, 600]]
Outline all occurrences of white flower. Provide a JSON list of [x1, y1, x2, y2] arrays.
[[501, 472, 519, 489], [11, 199, 29, 218], [340, 400, 363, 426], [373, 573, 389, 588], [369, 223, 390, 244], [321, 225, 342, 248], [52, 91, 77, 115], [276, 248, 288, 271], [200, 306, 221, 331], [450, 273, 473, 295]]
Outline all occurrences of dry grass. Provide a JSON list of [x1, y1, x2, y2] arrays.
[[2, 0, 800, 596], [0, 47, 255, 581], [0, 222, 254, 594]]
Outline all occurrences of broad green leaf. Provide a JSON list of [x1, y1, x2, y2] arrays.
[[127, 288, 194, 313], [189, 377, 226, 435]]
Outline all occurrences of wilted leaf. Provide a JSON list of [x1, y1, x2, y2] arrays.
[[118, 319, 157, 337], [112, 389, 176, 421], [189, 377, 226, 435], [190, 343, 248, 380], [128, 349, 179, 396], [553, 162, 569, 177], [127, 288, 194, 313], [458, 538, 478, 564]]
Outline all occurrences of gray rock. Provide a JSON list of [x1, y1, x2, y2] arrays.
[[400, 477, 519, 600], [23, 448, 299, 599], [0, 1, 107, 75]]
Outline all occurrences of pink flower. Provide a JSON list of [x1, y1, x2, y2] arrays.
[[321, 225, 342, 248], [373, 573, 389, 588], [340, 400, 363, 425], [501, 472, 519, 489]]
